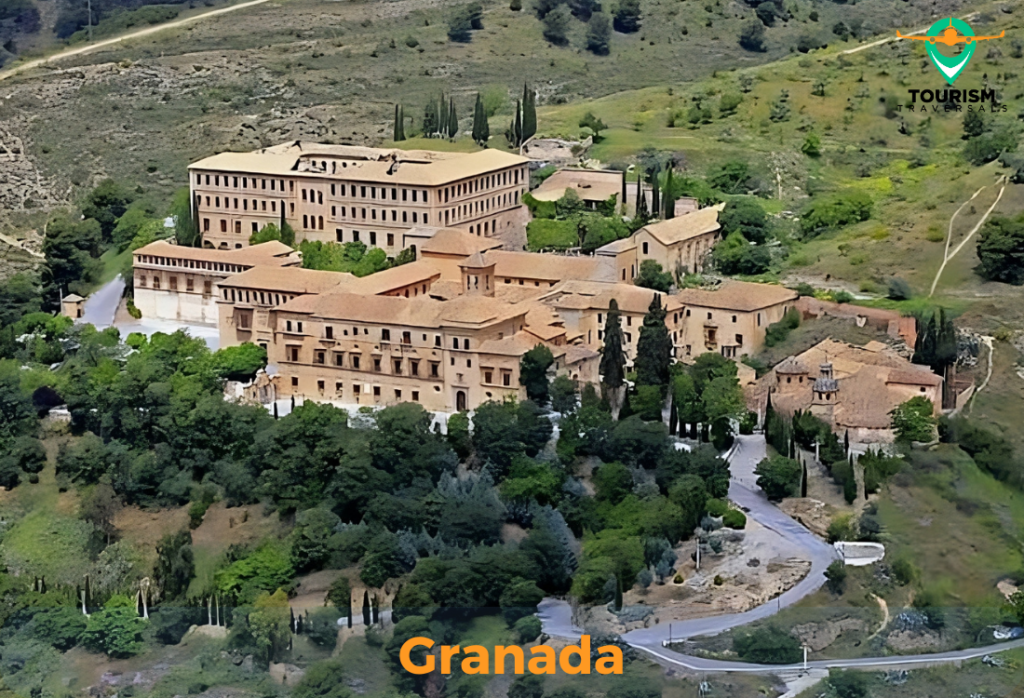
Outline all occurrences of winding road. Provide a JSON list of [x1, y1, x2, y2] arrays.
[[538, 434, 1024, 674]]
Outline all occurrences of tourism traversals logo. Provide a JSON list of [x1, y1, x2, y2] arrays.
[[895, 18, 1007, 112], [899, 18, 1003, 85]]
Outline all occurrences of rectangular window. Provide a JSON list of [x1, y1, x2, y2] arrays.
[[335, 353, 344, 367], [503, 372, 511, 387], [317, 380, 325, 393], [287, 346, 300, 362], [387, 233, 395, 247], [410, 360, 419, 376], [373, 358, 382, 372], [393, 359, 402, 374], [484, 371, 493, 384], [326, 326, 334, 339], [370, 231, 377, 245], [412, 391, 419, 402], [431, 363, 439, 377], [382, 329, 391, 341], [395, 389, 402, 400], [373, 386, 381, 397], [336, 382, 343, 394], [352, 355, 361, 369], [315, 351, 325, 365]]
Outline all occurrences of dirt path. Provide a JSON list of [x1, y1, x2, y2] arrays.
[[967, 336, 995, 416], [867, 594, 889, 640], [0, 0, 272, 83], [929, 176, 1007, 297], [0, 231, 43, 258]]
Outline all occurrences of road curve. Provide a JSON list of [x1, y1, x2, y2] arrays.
[[539, 434, 1024, 673], [0, 0, 271, 83]]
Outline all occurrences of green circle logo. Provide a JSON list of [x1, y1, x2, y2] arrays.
[[899, 18, 1005, 85]]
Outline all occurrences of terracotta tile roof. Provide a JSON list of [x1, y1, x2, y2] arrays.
[[640, 204, 724, 246], [486, 251, 618, 284], [543, 280, 682, 315], [427, 279, 464, 300], [531, 169, 623, 203], [775, 356, 809, 375], [352, 260, 441, 295], [564, 344, 600, 364], [419, 228, 504, 256], [191, 143, 529, 187], [675, 280, 797, 312], [595, 237, 636, 256], [63, 294, 85, 302], [217, 267, 355, 294], [459, 252, 491, 269], [478, 331, 565, 358], [886, 368, 942, 386], [280, 291, 528, 330], [133, 240, 301, 267]]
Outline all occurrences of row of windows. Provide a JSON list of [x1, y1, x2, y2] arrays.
[[312, 379, 422, 403], [299, 208, 429, 227], [224, 288, 298, 307], [441, 169, 524, 203], [205, 196, 279, 213], [442, 192, 518, 226], [198, 174, 286, 191], [134, 256, 247, 274], [136, 275, 212, 294]]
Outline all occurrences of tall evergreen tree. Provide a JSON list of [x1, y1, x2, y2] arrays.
[[438, 95, 449, 138], [472, 93, 490, 146], [393, 104, 406, 142], [663, 167, 675, 219], [650, 165, 661, 220], [447, 97, 459, 139], [509, 99, 523, 147], [599, 299, 627, 418], [362, 591, 371, 627], [522, 84, 537, 141], [635, 177, 649, 221], [424, 97, 438, 138], [635, 295, 672, 391]]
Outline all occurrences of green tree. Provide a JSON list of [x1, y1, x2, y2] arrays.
[[963, 109, 985, 139], [360, 531, 405, 587], [739, 20, 766, 51], [499, 579, 545, 624], [889, 396, 935, 442], [82, 179, 134, 241], [801, 133, 821, 157], [327, 576, 352, 617], [593, 461, 633, 504], [393, 104, 406, 142], [586, 11, 612, 55], [733, 625, 801, 664], [824, 560, 847, 595], [522, 84, 537, 142], [81, 601, 144, 658], [550, 374, 578, 415], [211, 343, 267, 382], [508, 675, 545, 698], [293, 661, 352, 698], [613, 0, 640, 32], [170, 188, 200, 247], [719, 198, 770, 243], [514, 615, 542, 642], [579, 111, 608, 141], [827, 671, 867, 698], [471, 93, 489, 146], [155, 529, 194, 600], [634, 260, 673, 293], [542, 5, 571, 44], [448, 6, 473, 41], [249, 589, 291, 664], [754, 455, 801, 501], [520, 344, 555, 406], [976, 213, 1024, 285], [634, 295, 672, 390], [668, 474, 708, 538], [600, 300, 627, 409], [250, 223, 283, 246]]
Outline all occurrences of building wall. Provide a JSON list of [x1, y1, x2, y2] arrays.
[[672, 300, 793, 360], [634, 229, 718, 275], [191, 164, 529, 253], [134, 267, 228, 325], [263, 308, 529, 412]]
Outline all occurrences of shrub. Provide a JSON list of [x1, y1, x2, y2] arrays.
[[891, 557, 918, 585], [824, 560, 847, 595], [733, 625, 801, 664], [827, 671, 868, 698], [800, 191, 872, 239], [705, 498, 729, 517], [887, 277, 913, 300], [513, 615, 542, 643], [722, 509, 746, 529]]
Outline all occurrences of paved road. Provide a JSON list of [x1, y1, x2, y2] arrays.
[[79, 277, 124, 329], [0, 0, 272, 83], [539, 434, 1024, 674]]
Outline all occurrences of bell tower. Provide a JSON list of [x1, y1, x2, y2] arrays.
[[458, 252, 495, 297]]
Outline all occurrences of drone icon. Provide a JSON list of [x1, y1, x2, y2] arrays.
[[897, 18, 1004, 46]]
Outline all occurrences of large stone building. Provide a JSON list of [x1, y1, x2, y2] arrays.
[[189, 142, 531, 253], [748, 338, 943, 444], [132, 240, 300, 324], [596, 204, 724, 281]]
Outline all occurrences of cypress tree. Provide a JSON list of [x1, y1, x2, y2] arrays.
[[362, 591, 371, 626], [613, 574, 623, 611], [663, 167, 675, 219], [843, 429, 850, 456], [447, 97, 459, 139], [635, 294, 672, 391], [635, 177, 649, 222], [599, 299, 626, 391], [424, 97, 438, 138], [279, 203, 286, 235], [273, 402, 279, 420], [393, 104, 401, 141], [650, 165, 660, 219], [371, 595, 380, 625], [522, 84, 537, 141], [472, 93, 489, 146]]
